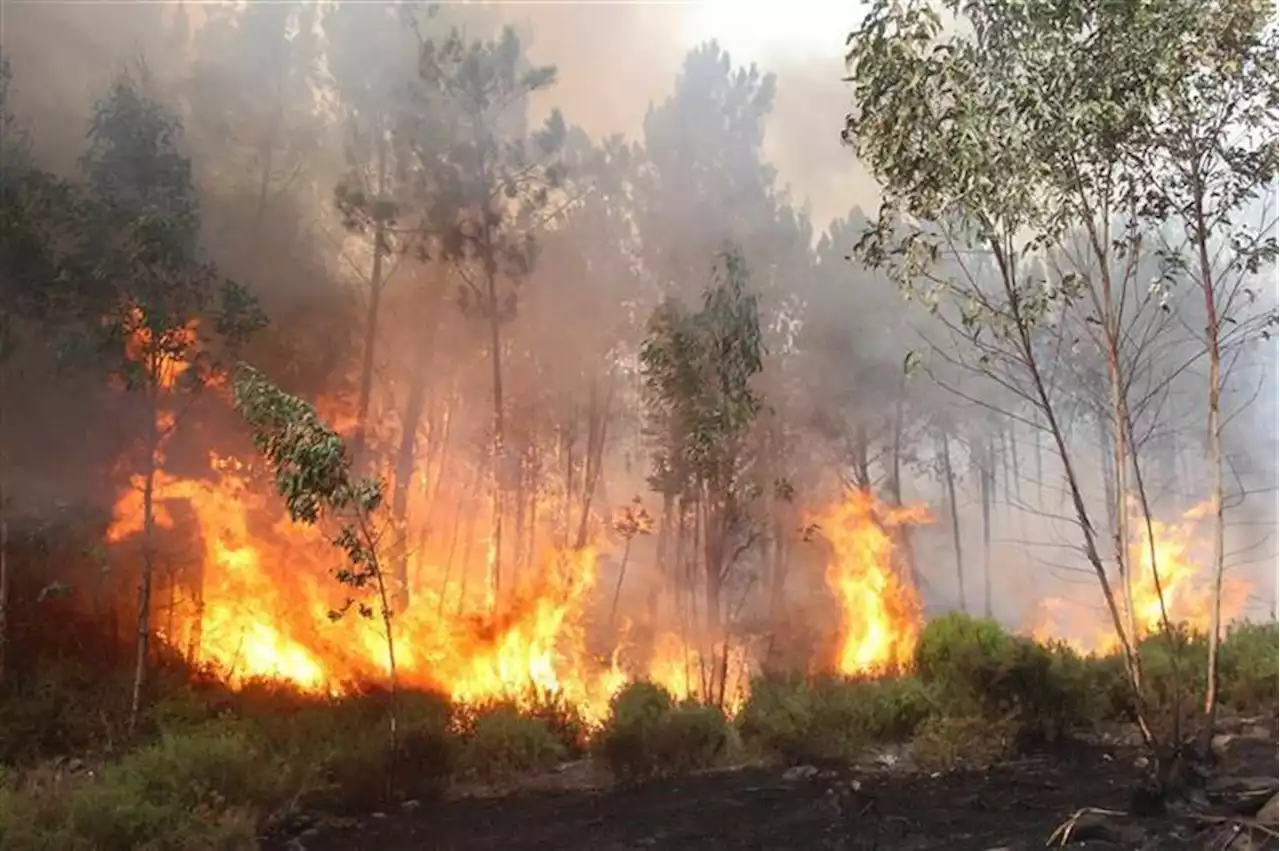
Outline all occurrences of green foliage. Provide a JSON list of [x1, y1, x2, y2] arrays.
[[1218, 621, 1279, 713], [0, 729, 281, 851], [80, 66, 266, 395], [737, 674, 932, 764], [596, 682, 732, 781], [641, 248, 764, 503], [231, 364, 388, 621], [456, 702, 566, 782], [915, 614, 1096, 745], [911, 713, 1015, 772]]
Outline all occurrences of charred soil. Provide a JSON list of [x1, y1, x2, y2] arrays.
[[283, 728, 1279, 851]]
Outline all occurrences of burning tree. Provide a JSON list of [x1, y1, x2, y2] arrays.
[[412, 24, 566, 610], [78, 64, 264, 730], [640, 248, 764, 707]]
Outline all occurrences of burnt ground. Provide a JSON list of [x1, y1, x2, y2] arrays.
[[281, 728, 1278, 851]]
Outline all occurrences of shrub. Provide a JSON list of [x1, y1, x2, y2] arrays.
[[0, 729, 277, 851], [298, 691, 455, 811], [456, 702, 566, 782], [911, 713, 1015, 772], [1218, 621, 1279, 714], [597, 682, 732, 780], [915, 613, 1095, 745], [521, 689, 589, 757], [736, 674, 933, 765]]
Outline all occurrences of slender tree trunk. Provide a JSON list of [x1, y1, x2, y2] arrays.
[[485, 259, 505, 611], [0, 364, 8, 687], [1003, 260, 1153, 749], [574, 380, 612, 550], [129, 386, 160, 734], [1009, 418, 1022, 502], [249, 71, 283, 263], [1194, 192, 1227, 755], [512, 451, 526, 593], [440, 460, 483, 617], [1105, 325, 1139, 663], [608, 536, 634, 630], [390, 300, 440, 610], [1099, 415, 1117, 548], [939, 430, 965, 612], [352, 113, 390, 466], [851, 423, 871, 490], [524, 448, 539, 579], [1034, 412, 1044, 502], [647, 492, 674, 635], [561, 419, 576, 549], [981, 439, 992, 618], [889, 390, 920, 589]]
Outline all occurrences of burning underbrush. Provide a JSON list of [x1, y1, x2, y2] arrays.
[[100, 447, 936, 726]]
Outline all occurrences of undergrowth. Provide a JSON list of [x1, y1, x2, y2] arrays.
[[0, 615, 1274, 849]]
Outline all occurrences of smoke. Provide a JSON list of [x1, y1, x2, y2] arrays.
[[1, 0, 1275, 694]]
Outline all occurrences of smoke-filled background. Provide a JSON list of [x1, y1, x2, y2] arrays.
[[1, 1, 1275, 713]]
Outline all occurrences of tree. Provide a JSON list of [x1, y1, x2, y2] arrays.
[[79, 65, 264, 730], [413, 23, 565, 609], [641, 248, 765, 707], [231, 364, 400, 767], [841, 0, 1196, 757], [326, 1, 425, 467], [1121, 0, 1278, 754]]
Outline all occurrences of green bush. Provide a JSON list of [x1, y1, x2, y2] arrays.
[[914, 613, 1095, 745], [456, 702, 566, 782], [1218, 621, 1279, 714], [520, 689, 589, 757], [0, 729, 278, 851], [911, 713, 1015, 771], [737, 674, 932, 764], [597, 682, 732, 780]]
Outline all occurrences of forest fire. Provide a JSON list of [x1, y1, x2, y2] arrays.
[[810, 491, 931, 676], [1027, 499, 1251, 654], [106, 451, 634, 721]]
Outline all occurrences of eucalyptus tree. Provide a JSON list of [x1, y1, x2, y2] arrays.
[[640, 248, 764, 706], [840, 0, 1218, 756], [1119, 0, 1278, 746], [79, 66, 264, 730]]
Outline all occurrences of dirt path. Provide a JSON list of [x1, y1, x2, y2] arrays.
[[283, 735, 1278, 851]]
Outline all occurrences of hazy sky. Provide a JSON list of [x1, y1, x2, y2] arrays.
[[509, 0, 879, 228]]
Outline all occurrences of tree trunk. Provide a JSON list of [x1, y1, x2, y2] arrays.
[[889, 388, 920, 589], [851, 423, 871, 490], [939, 430, 965, 612], [573, 379, 613, 550], [608, 536, 633, 631], [129, 390, 160, 734], [1194, 191, 1227, 756], [1104, 313, 1139, 664], [981, 438, 992, 618], [523, 445, 539, 578], [647, 492, 674, 635], [561, 417, 576, 549], [390, 302, 440, 611], [485, 260, 505, 611], [351, 113, 390, 467], [0, 364, 8, 687], [1099, 414, 1117, 549]]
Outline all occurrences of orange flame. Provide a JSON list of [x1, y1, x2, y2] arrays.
[[1026, 498, 1251, 653], [107, 452, 634, 722], [810, 490, 931, 676]]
